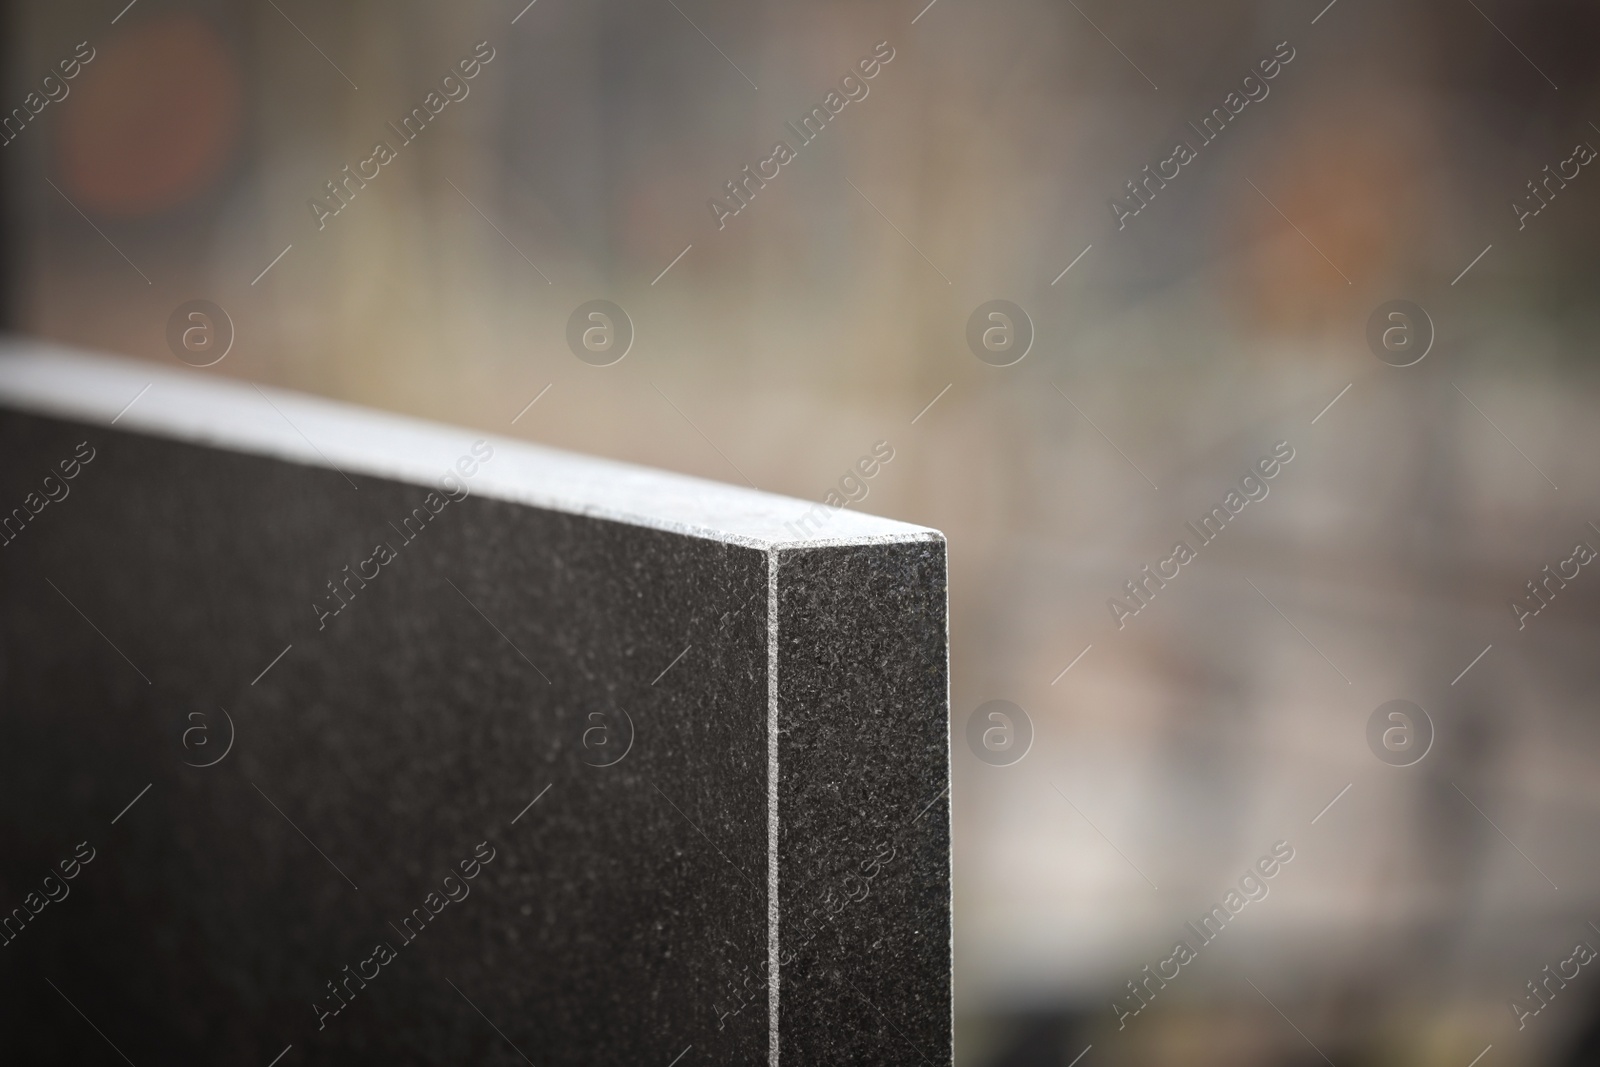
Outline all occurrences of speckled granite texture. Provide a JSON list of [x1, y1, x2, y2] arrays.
[[775, 543, 951, 1065], [0, 349, 949, 1066]]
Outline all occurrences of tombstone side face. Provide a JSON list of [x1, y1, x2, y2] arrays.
[[0, 348, 950, 1066], [775, 541, 952, 1065], [0, 407, 773, 1064]]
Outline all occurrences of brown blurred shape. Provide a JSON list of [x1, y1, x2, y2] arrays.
[[55, 15, 241, 219]]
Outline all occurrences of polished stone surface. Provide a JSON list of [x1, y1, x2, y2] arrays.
[[0, 345, 949, 1066]]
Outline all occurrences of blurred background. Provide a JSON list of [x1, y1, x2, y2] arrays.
[[5, 0, 1600, 1063]]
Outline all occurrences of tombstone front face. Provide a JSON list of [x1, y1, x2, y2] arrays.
[[0, 347, 951, 1066]]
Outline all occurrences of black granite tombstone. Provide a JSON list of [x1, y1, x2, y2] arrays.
[[0, 344, 950, 1066]]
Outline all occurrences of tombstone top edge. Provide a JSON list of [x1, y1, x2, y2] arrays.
[[0, 339, 942, 550]]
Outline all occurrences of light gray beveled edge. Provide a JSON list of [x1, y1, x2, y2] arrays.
[[0, 340, 943, 551]]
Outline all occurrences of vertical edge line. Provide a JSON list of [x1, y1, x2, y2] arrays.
[[941, 538, 955, 1060], [766, 547, 782, 1067]]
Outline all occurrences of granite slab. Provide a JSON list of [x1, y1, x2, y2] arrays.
[[0, 342, 950, 1066]]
